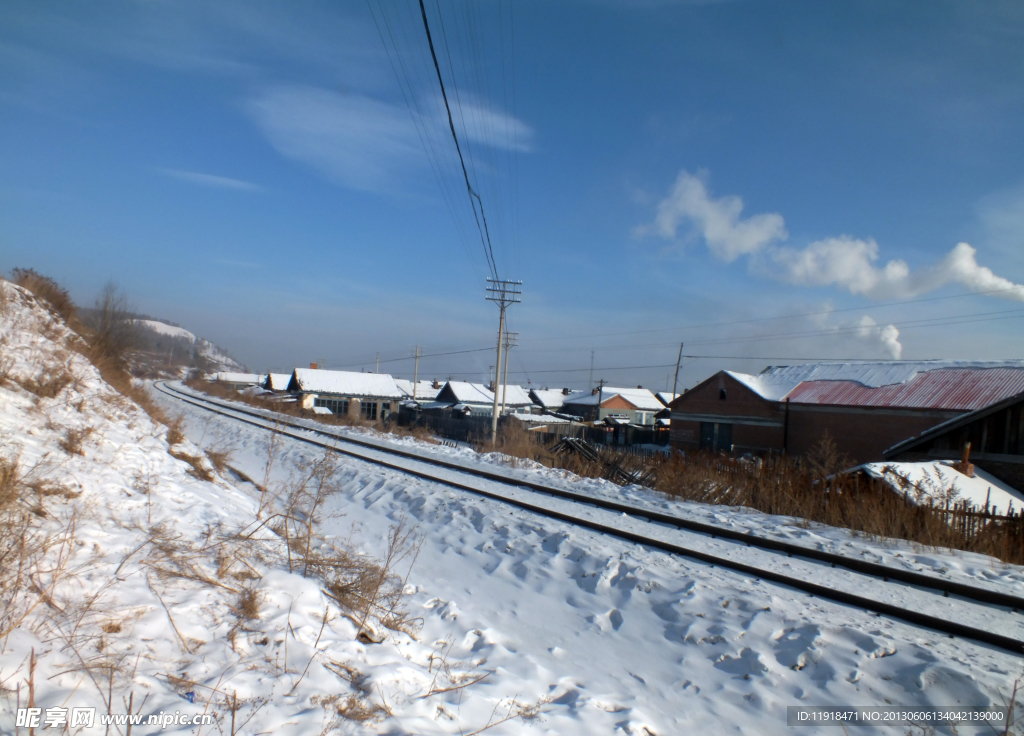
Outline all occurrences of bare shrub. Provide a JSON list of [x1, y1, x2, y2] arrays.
[[232, 586, 263, 621], [17, 367, 74, 399], [311, 693, 388, 724], [11, 268, 77, 323], [205, 448, 232, 476], [169, 448, 214, 482], [82, 282, 140, 368], [165, 415, 185, 446], [59, 426, 94, 456]]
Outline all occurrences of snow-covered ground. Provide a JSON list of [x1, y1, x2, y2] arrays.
[[153, 384, 1024, 734], [3, 278, 1022, 736]]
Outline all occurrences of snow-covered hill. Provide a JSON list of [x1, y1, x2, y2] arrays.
[[131, 317, 246, 377]]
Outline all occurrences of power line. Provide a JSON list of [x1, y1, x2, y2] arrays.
[[418, 0, 499, 279]]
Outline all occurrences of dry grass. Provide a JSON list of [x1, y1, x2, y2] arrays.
[[232, 585, 263, 621], [312, 693, 388, 724], [165, 415, 185, 446], [168, 448, 215, 482], [16, 367, 74, 399], [58, 426, 94, 456], [206, 448, 233, 475]]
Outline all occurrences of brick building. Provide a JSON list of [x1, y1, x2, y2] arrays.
[[669, 361, 1024, 464], [885, 390, 1024, 492]]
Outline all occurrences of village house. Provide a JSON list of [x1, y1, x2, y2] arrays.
[[212, 372, 263, 390], [528, 387, 577, 413], [430, 381, 534, 416], [669, 361, 1024, 464], [562, 386, 664, 426], [286, 368, 405, 421]]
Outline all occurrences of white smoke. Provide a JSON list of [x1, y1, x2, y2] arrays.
[[856, 316, 902, 359], [642, 169, 1024, 303], [639, 169, 1024, 358]]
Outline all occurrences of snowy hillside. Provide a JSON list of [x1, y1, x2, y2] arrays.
[[3, 277, 1022, 735], [131, 317, 246, 378]]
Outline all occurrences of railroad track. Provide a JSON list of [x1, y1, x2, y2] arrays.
[[155, 381, 1024, 656]]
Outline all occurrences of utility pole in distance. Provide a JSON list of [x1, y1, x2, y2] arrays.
[[413, 345, 421, 399], [672, 343, 684, 399], [486, 278, 522, 443], [500, 331, 518, 416]]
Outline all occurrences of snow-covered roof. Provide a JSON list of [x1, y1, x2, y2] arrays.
[[508, 413, 571, 424], [725, 360, 1024, 407], [213, 372, 261, 385], [562, 387, 663, 411], [529, 388, 576, 409], [858, 461, 1024, 516], [135, 319, 197, 342], [264, 373, 292, 391], [439, 381, 533, 406], [312, 406, 333, 415], [289, 369, 404, 399], [394, 379, 440, 401], [655, 392, 679, 406]]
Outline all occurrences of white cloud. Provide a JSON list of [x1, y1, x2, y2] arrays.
[[247, 85, 422, 192], [637, 170, 786, 261], [641, 169, 1024, 302], [157, 168, 262, 191], [453, 97, 535, 153]]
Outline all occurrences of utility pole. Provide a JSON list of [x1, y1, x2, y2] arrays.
[[413, 345, 421, 399], [485, 278, 522, 443], [596, 378, 605, 423], [672, 343, 684, 399], [375, 353, 379, 373], [500, 331, 518, 416]]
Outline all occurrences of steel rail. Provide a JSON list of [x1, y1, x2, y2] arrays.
[[155, 381, 1024, 656]]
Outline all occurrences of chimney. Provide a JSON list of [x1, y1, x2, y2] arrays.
[[953, 442, 975, 478], [433, 379, 440, 389], [637, 385, 642, 389], [562, 387, 570, 395], [310, 362, 318, 370]]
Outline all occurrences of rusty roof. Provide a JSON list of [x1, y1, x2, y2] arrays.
[[785, 368, 1024, 411]]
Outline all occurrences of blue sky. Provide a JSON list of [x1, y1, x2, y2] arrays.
[[2, 0, 1024, 390]]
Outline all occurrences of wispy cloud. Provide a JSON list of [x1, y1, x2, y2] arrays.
[[247, 85, 423, 193], [157, 168, 262, 191]]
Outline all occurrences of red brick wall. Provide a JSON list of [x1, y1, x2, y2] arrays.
[[670, 372, 785, 452], [785, 406, 960, 464]]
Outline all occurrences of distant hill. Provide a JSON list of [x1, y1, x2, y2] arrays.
[[79, 308, 246, 379]]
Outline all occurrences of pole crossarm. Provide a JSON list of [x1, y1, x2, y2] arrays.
[[486, 279, 523, 442]]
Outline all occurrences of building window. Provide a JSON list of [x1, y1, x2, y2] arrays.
[[719, 388, 727, 400], [314, 398, 349, 415], [360, 401, 378, 420]]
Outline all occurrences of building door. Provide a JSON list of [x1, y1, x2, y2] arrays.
[[699, 422, 733, 452]]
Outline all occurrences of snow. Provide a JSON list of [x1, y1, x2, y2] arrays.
[[151, 380, 1024, 734], [291, 368, 405, 398], [213, 371, 262, 384], [727, 360, 1024, 402], [563, 387, 663, 411], [440, 380, 533, 406], [655, 391, 679, 406], [529, 388, 575, 409], [394, 378, 440, 400], [135, 318, 196, 342], [859, 461, 1024, 515], [4, 278, 1022, 735], [265, 372, 292, 391], [508, 413, 572, 424]]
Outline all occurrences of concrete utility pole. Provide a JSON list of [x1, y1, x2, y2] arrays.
[[672, 343, 684, 399], [375, 353, 379, 373], [500, 331, 518, 416], [413, 345, 421, 399], [485, 278, 522, 443], [596, 379, 606, 423]]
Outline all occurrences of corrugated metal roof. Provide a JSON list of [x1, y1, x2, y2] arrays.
[[785, 368, 1024, 410]]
